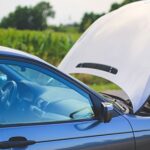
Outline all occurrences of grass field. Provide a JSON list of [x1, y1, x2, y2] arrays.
[[0, 28, 80, 65], [0, 28, 119, 91], [89, 83, 120, 92]]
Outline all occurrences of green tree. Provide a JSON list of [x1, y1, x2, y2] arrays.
[[79, 0, 140, 33], [0, 1, 55, 30], [109, 0, 140, 12], [79, 12, 105, 32]]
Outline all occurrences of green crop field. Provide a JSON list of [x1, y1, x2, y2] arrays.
[[0, 28, 80, 65], [0, 28, 119, 92]]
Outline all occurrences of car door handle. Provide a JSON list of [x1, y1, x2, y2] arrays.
[[0, 136, 36, 149]]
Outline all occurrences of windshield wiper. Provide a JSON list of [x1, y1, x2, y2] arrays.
[[101, 92, 128, 113]]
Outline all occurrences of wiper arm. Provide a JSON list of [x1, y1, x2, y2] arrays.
[[101, 92, 128, 112], [111, 99, 126, 112]]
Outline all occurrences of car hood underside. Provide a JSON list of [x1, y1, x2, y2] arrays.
[[59, 1, 150, 113]]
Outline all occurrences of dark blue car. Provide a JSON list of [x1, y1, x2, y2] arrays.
[[1, 1, 150, 149], [0, 46, 149, 150]]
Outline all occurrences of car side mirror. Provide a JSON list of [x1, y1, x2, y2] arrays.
[[101, 102, 114, 123]]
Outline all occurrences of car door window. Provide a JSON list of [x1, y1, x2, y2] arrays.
[[0, 60, 94, 126]]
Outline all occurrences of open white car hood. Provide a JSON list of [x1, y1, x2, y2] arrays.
[[59, 1, 150, 113]]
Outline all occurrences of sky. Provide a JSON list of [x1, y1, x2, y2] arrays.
[[0, 0, 123, 25]]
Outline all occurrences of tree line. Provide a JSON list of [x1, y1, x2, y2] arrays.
[[79, 0, 140, 32], [0, 2, 55, 30], [0, 0, 140, 32]]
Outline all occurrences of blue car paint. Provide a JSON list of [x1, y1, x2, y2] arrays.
[[0, 48, 149, 150], [124, 114, 150, 150], [1, 116, 134, 150]]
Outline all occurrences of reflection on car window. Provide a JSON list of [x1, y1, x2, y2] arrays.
[[0, 71, 8, 88], [0, 61, 94, 125], [8, 65, 68, 88], [9, 65, 52, 85]]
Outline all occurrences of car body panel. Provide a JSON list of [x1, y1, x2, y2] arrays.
[[0, 116, 134, 150], [26, 133, 134, 150], [0, 50, 135, 150], [124, 114, 150, 150], [59, 1, 150, 113]]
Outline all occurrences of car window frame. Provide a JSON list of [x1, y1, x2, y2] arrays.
[[0, 55, 104, 128]]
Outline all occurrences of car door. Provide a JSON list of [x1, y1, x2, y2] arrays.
[[0, 58, 135, 150]]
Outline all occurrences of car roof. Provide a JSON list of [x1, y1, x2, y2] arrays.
[[0, 46, 47, 64]]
